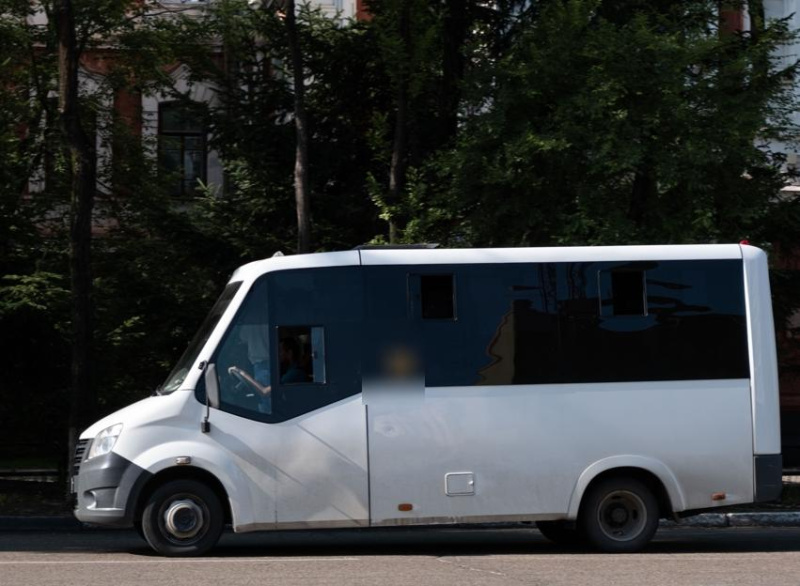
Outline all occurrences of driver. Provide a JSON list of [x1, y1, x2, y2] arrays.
[[224, 324, 272, 413], [228, 337, 308, 414], [238, 324, 271, 385]]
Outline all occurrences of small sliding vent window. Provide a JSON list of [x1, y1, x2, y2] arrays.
[[610, 270, 647, 316], [421, 275, 455, 319]]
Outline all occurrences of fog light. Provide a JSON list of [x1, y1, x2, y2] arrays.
[[83, 491, 97, 509]]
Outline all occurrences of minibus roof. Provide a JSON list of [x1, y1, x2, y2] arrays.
[[229, 243, 745, 283]]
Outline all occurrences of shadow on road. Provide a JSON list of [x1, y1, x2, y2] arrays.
[[2, 526, 800, 557]]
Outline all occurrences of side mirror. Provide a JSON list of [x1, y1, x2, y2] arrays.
[[204, 363, 220, 409]]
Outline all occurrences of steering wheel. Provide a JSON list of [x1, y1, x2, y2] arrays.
[[227, 366, 269, 397], [228, 365, 249, 386]]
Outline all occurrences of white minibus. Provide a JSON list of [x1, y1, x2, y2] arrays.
[[72, 244, 782, 556]]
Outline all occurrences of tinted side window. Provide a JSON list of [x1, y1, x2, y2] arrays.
[[561, 259, 749, 383], [373, 260, 749, 388], [364, 264, 554, 387], [214, 278, 272, 420]]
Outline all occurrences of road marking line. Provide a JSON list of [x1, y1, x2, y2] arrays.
[[0, 557, 360, 565]]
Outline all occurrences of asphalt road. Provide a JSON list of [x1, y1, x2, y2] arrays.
[[2, 526, 800, 586]]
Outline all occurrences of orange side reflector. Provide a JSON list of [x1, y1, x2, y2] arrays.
[[711, 492, 726, 501], [398, 503, 413, 512]]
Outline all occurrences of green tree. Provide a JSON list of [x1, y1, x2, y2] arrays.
[[365, 0, 458, 242], [0, 0, 231, 473], [161, 0, 389, 256], [419, 0, 800, 247]]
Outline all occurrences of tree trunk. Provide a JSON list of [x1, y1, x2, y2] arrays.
[[629, 161, 656, 234], [285, 0, 312, 254], [55, 0, 96, 477], [388, 0, 411, 244], [439, 0, 467, 145]]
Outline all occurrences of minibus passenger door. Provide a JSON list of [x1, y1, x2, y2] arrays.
[[268, 265, 370, 529]]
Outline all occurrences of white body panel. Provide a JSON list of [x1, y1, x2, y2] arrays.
[[367, 379, 753, 525], [92, 391, 368, 531], [97, 392, 276, 530], [359, 244, 743, 266], [742, 246, 781, 455], [271, 396, 369, 530]]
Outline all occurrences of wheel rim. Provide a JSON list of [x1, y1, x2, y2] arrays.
[[596, 490, 647, 542], [159, 495, 208, 545]]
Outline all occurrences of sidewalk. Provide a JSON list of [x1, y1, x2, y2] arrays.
[[663, 511, 800, 528]]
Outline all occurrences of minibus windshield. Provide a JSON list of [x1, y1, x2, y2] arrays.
[[159, 282, 242, 394]]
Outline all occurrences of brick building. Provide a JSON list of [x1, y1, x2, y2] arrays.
[[25, 0, 361, 202]]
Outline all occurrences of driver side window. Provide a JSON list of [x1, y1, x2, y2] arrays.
[[215, 279, 273, 419]]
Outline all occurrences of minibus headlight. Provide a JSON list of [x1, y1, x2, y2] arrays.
[[86, 424, 123, 460]]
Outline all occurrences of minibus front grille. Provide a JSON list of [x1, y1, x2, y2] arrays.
[[72, 439, 89, 475]]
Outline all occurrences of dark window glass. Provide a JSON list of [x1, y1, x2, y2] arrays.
[[559, 260, 748, 383], [268, 267, 361, 421], [158, 102, 206, 197], [277, 326, 326, 384], [369, 260, 750, 388], [421, 275, 455, 319], [213, 279, 271, 419], [160, 104, 204, 133], [362, 268, 423, 381], [610, 270, 646, 316]]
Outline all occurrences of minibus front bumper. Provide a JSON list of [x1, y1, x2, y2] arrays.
[[72, 449, 152, 527]]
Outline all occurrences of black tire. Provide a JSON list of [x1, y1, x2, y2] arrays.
[[536, 520, 586, 547], [133, 518, 145, 541], [579, 477, 659, 553], [141, 479, 224, 557]]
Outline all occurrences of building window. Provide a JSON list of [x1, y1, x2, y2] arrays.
[[158, 102, 206, 196]]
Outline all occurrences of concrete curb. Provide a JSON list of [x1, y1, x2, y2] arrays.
[[662, 512, 800, 528]]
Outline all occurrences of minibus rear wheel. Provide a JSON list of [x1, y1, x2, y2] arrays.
[[579, 476, 659, 553], [141, 479, 224, 557]]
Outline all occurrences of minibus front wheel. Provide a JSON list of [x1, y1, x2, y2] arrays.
[[141, 479, 224, 557]]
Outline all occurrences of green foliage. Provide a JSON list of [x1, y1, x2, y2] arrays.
[[424, 0, 800, 247], [158, 0, 387, 254], [0, 272, 69, 319], [1, 0, 800, 470], [0, 0, 237, 455]]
